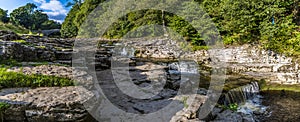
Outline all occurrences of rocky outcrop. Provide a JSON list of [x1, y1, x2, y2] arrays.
[[1, 42, 56, 61], [0, 87, 95, 122], [0, 30, 20, 41], [8, 65, 74, 79], [121, 38, 300, 84]]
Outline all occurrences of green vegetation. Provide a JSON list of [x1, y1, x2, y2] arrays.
[[35, 45, 46, 49], [62, 0, 299, 56], [0, 22, 29, 34], [0, 102, 10, 112], [227, 103, 239, 111], [181, 96, 189, 108], [0, 8, 9, 23], [0, 102, 10, 121], [0, 59, 21, 67], [61, 0, 104, 38], [9, 3, 61, 31], [0, 68, 74, 88], [261, 83, 300, 92], [0, 3, 60, 34], [218, 103, 239, 111]]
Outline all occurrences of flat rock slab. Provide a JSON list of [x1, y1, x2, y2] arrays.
[[0, 86, 95, 122]]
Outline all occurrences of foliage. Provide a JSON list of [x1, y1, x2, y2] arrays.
[[261, 83, 300, 92], [0, 22, 29, 34], [227, 103, 239, 111], [40, 20, 61, 30], [61, 0, 104, 38], [62, 0, 300, 54], [9, 3, 37, 30], [9, 3, 60, 31], [0, 102, 10, 112], [0, 8, 9, 23], [61, 4, 81, 38], [0, 102, 10, 121], [181, 96, 189, 108], [0, 68, 74, 88]]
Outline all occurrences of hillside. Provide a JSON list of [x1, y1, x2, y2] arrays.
[[0, 22, 29, 34]]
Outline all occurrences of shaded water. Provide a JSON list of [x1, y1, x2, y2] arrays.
[[261, 91, 300, 121]]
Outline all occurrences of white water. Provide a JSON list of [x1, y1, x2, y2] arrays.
[[168, 61, 198, 74], [225, 82, 269, 119], [237, 94, 268, 117]]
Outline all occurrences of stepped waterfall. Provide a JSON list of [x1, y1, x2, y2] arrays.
[[224, 82, 260, 105]]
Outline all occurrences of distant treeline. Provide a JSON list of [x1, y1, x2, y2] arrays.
[[0, 3, 61, 31], [62, 0, 300, 55]]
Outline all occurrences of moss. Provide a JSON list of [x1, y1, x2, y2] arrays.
[[261, 83, 300, 92], [0, 102, 10, 112], [11, 40, 34, 46], [192, 45, 209, 51], [181, 96, 189, 108], [0, 102, 10, 121], [12, 39, 27, 43], [0, 59, 21, 67]]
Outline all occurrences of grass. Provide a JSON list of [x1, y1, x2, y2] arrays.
[[181, 96, 189, 108], [0, 68, 74, 88], [0, 102, 10, 112], [0, 102, 10, 121], [261, 83, 300, 92], [0, 22, 29, 34]]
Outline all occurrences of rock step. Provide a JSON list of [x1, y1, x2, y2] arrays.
[[55, 60, 72, 65], [0, 87, 95, 122]]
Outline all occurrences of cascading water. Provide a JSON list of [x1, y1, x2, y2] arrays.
[[0, 45, 4, 55], [224, 82, 260, 105], [224, 82, 269, 120], [168, 62, 198, 74]]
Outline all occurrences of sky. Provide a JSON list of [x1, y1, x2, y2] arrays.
[[0, 0, 71, 23]]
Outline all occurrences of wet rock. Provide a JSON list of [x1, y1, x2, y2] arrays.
[[214, 109, 243, 122]]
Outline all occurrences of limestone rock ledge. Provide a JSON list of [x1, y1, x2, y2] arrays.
[[0, 86, 95, 122]]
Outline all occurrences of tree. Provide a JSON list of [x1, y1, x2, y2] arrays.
[[61, 4, 81, 37], [10, 3, 37, 29], [0, 8, 9, 23], [32, 10, 49, 30], [41, 20, 61, 30]]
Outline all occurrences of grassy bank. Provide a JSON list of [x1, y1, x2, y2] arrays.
[[261, 83, 300, 93], [0, 68, 74, 88], [0, 22, 29, 34]]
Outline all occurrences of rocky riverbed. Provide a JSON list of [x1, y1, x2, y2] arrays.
[[0, 30, 300, 121]]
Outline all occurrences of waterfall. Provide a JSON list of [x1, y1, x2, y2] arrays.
[[112, 46, 135, 58], [0, 45, 4, 55], [224, 82, 260, 105], [168, 61, 198, 74]]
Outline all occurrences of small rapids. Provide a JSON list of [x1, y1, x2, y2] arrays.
[[223, 82, 269, 120]]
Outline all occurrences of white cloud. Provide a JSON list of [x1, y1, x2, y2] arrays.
[[35, 0, 68, 22], [33, 0, 46, 4], [40, 0, 67, 15]]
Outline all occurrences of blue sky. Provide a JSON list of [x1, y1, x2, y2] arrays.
[[0, 0, 71, 23]]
